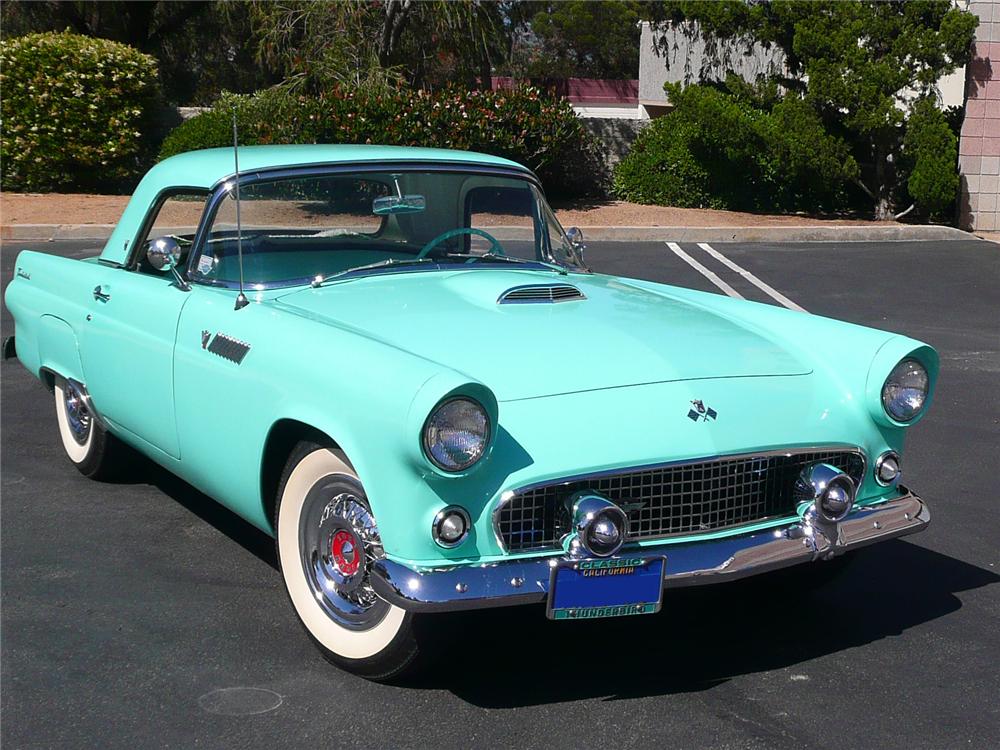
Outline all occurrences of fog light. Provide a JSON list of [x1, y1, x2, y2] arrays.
[[794, 462, 856, 523], [432, 506, 470, 548], [568, 491, 628, 557], [875, 451, 901, 486]]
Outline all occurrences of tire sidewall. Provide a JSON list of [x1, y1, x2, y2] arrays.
[[53, 377, 96, 465], [276, 446, 412, 665]]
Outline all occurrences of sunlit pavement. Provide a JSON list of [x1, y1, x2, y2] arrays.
[[2, 239, 998, 749]]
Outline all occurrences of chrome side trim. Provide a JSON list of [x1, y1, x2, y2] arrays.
[[371, 489, 928, 613], [491, 445, 868, 552]]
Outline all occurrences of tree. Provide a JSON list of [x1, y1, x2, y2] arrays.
[[653, 1, 977, 219], [0, 0, 274, 103], [245, 0, 510, 93], [510, 1, 647, 79]]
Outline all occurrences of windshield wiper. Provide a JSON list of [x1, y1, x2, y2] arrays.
[[311, 257, 434, 288], [444, 252, 568, 275]]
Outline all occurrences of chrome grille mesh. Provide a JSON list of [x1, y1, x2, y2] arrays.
[[495, 449, 865, 552]]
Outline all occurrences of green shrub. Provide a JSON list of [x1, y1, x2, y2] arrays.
[[158, 85, 603, 198], [903, 98, 959, 219], [0, 32, 162, 192], [613, 83, 858, 213], [612, 119, 719, 208]]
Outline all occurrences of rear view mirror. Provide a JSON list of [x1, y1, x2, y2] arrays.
[[373, 194, 426, 216]]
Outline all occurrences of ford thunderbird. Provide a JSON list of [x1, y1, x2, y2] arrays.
[[3, 145, 937, 680]]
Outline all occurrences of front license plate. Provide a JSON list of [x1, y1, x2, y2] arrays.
[[546, 556, 665, 620]]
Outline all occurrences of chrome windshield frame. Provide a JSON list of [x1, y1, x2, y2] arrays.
[[183, 161, 575, 291]]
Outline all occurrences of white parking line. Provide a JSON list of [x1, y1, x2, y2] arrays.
[[696, 242, 807, 312], [665, 242, 744, 299]]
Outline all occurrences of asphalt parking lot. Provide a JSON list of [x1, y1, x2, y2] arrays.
[[2, 237, 999, 749]]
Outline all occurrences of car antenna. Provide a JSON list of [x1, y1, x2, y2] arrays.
[[232, 109, 249, 311]]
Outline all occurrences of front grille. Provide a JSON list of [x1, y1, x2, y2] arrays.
[[494, 448, 865, 552], [498, 284, 585, 304]]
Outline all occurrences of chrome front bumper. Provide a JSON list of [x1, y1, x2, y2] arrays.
[[370, 489, 929, 613]]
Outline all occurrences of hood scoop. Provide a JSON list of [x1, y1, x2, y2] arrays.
[[498, 283, 586, 304]]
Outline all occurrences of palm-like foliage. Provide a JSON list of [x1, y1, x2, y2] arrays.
[[245, 0, 508, 93]]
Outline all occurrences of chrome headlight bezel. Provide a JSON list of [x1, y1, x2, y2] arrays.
[[422, 396, 491, 473], [881, 358, 930, 423], [874, 450, 901, 487]]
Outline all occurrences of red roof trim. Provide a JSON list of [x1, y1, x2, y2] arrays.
[[490, 77, 639, 105]]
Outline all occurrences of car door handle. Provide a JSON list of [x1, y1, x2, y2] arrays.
[[93, 285, 111, 302]]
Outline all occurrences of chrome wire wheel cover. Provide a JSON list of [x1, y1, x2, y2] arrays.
[[62, 380, 92, 445], [299, 476, 389, 631]]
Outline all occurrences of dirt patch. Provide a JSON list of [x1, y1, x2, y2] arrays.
[[1, 192, 897, 229]]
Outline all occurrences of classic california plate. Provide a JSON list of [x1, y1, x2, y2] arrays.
[[546, 556, 665, 620]]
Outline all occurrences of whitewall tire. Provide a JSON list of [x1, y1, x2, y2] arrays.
[[53, 376, 121, 479], [275, 442, 421, 680]]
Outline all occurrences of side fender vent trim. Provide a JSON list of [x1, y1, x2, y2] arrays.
[[207, 333, 251, 364]]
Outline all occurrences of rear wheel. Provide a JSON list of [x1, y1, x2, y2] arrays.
[[53, 376, 122, 479], [275, 442, 421, 681]]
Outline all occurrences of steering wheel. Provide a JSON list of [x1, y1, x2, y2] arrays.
[[416, 228, 505, 259]]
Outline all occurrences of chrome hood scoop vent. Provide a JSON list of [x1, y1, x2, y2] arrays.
[[498, 284, 585, 304]]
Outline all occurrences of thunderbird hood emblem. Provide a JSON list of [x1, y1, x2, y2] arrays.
[[688, 399, 718, 422]]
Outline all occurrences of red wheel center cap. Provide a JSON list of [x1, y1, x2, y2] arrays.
[[331, 529, 361, 576]]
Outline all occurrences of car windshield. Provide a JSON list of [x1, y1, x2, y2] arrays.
[[190, 168, 585, 288]]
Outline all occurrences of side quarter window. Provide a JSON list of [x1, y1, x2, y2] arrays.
[[135, 191, 209, 273]]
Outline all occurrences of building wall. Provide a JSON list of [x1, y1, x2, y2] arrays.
[[959, 1, 1000, 232], [638, 21, 785, 109]]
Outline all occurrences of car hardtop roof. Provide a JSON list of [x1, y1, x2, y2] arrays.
[[156, 144, 529, 189], [99, 144, 532, 266]]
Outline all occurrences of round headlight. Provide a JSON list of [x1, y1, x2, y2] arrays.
[[423, 398, 490, 472], [881, 359, 929, 422]]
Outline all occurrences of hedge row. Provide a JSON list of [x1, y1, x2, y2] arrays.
[[1, 32, 162, 192], [613, 82, 859, 213], [159, 86, 604, 198]]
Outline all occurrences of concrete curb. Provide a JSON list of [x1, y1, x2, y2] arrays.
[[1, 224, 117, 242], [0, 222, 980, 243], [572, 224, 978, 242]]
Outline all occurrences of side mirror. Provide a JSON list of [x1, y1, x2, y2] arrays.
[[566, 227, 586, 260], [146, 236, 190, 291], [147, 236, 182, 271]]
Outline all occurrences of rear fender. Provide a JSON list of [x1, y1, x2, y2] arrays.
[[36, 315, 85, 386]]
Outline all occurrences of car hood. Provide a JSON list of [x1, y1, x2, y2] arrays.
[[274, 270, 812, 401]]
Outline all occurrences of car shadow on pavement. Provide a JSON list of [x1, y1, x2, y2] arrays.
[[122, 455, 279, 570], [407, 541, 998, 707], [114, 450, 998, 708]]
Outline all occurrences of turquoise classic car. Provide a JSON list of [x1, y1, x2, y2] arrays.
[[4, 145, 937, 680]]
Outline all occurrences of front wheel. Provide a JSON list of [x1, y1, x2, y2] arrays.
[[275, 442, 421, 681]]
